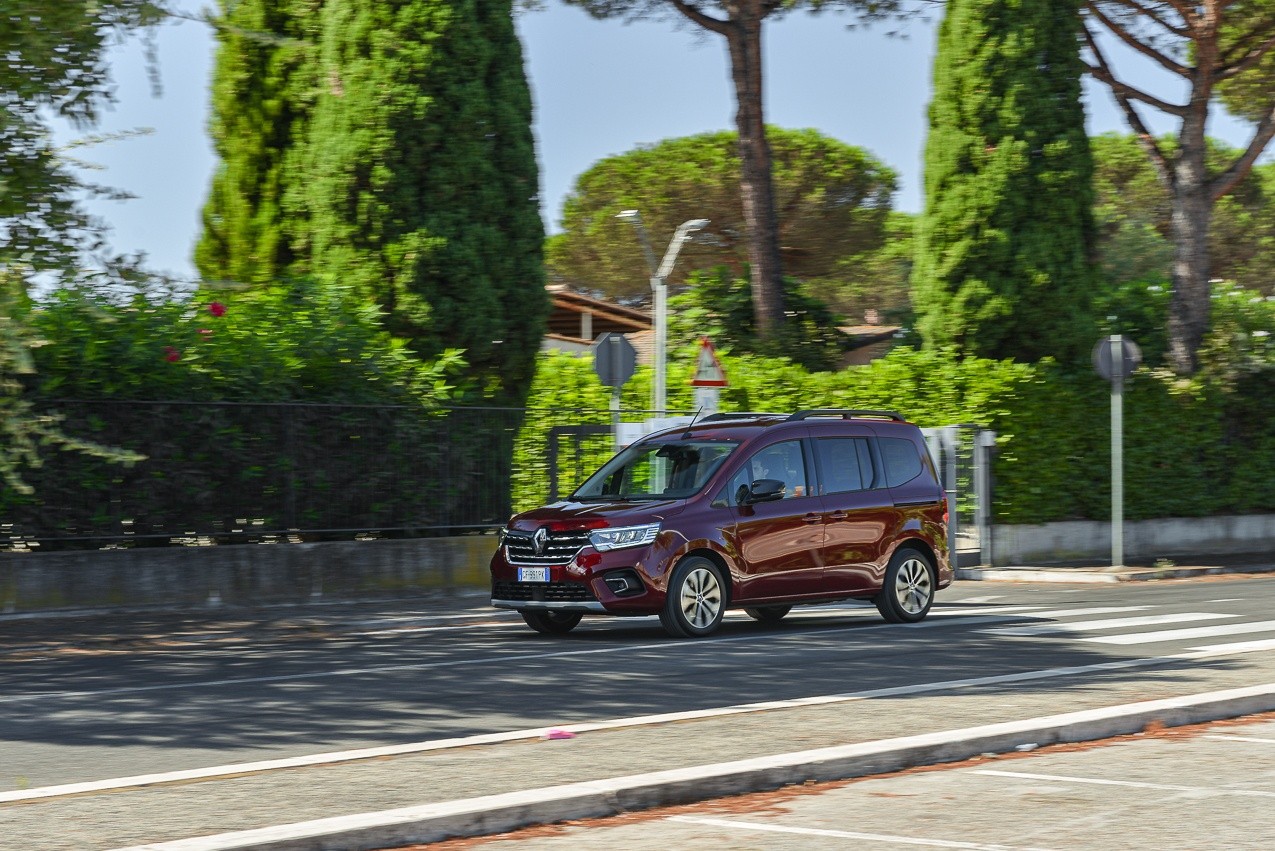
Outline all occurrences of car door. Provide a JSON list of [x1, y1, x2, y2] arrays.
[[724, 435, 827, 602], [809, 424, 897, 595]]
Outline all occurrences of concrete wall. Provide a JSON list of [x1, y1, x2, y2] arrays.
[[4, 514, 1272, 615], [0, 536, 498, 615], [991, 514, 1275, 565]]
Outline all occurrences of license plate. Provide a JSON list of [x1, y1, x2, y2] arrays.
[[518, 567, 549, 583]]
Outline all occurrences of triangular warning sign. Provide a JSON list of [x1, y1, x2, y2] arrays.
[[690, 337, 728, 387]]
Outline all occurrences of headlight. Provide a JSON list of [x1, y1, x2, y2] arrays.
[[589, 523, 660, 552]]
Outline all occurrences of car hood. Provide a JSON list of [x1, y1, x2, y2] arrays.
[[510, 499, 686, 532]]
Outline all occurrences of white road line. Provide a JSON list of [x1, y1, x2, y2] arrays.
[[667, 816, 1058, 850], [1205, 599, 1244, 603], [955, 595, 1006, 604], [932, 605, 1048, 617], [1187, 637, 1275, 656], [1202, 734, 1275, 745], [984, 613, 1235, 636], [1086, 619, 1275, 645], [973, 770, 1275, 798]]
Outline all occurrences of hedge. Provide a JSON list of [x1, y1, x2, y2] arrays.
[[515, 321, 1275, 524]]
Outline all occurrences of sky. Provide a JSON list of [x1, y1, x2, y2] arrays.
[[55, 4, 1268, 284]]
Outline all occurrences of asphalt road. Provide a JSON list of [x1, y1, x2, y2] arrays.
[[4, 576, 1275, 794]]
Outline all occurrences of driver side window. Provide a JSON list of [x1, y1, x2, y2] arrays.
[[746, 440, 808, 500]]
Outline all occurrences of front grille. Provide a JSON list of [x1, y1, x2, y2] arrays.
[[504, 530, 591, 566], [492, 580, 598, 603]]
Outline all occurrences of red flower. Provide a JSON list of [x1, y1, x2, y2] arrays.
[[198, 328, 213, 337], [163, 346, 181, 362], [208, 301, 227, 317]]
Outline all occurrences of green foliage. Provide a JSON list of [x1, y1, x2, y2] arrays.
[[668, 267, 848, 372], [304, 0, 547, 404], [1092, 133, 1275, 295], [1, 0, 171, 494], [1215, 4, 1275, 125], [27, 279, 465, 404], [1, 273, 146, 495], [804, 211, 917, 327], [196, 0, 322, 285], [913, 0, 1098, 365], [514, 307, 1275, 523], [547, 127, 898, 302]]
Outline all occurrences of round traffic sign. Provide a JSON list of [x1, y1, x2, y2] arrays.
[[1092, 335, 1142, 381]]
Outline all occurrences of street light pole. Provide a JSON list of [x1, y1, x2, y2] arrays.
[[616, 211, 709, 416]]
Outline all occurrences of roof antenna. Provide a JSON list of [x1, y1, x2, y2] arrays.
[[682, 406, 704, 439]]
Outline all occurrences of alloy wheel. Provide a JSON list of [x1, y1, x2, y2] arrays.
[[679, 566, 722, 629], [894, 556, 933, 614]]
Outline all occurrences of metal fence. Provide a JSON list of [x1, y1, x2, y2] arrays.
[[2, 401, 514, 548], [3, 402, 989, 556], [0, 401, 679, 550]]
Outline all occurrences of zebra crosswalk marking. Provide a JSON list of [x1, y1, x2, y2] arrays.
[[984, 612, 1236, 637], [1185, 637, 1275, 656], [1085, 619, 1275, 645]]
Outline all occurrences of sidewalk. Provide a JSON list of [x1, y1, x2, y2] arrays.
[[958, 551, 1275, 583]]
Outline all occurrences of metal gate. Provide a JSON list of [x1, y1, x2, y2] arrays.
[[922, 426, 997, 568]]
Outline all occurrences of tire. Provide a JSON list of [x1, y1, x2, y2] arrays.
[[659, 556, 726, 638], [520, 610, 583, 635], [743, 605, 792, 625], [875, 547, 936, 624]]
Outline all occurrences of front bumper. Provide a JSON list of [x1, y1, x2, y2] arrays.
[[490, 541, 672, 615]]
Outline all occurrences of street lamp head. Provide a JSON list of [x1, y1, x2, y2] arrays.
[[616, 209, 641, 221], [685, 219, 709, 231]]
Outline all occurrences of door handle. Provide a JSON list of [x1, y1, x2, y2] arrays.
[[802, 513, 822, 524], [827, 511, 848, 521]]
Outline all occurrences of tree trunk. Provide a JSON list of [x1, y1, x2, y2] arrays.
[[1166, 57, 1216, 377], [1166, 169, 1213, 376], [724, 5, 785, 337]]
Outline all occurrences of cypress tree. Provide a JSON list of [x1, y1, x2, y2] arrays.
[[196, 0, 322, 285], [306, 0, 547, 404], [912, 0, 1097, 364]]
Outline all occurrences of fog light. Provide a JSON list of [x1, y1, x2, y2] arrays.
[[603, 569, 644, 597]]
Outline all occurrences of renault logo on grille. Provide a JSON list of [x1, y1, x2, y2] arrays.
[[532, 527, 549, 556]]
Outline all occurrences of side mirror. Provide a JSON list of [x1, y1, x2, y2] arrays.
[[741, 478, 785, 505]]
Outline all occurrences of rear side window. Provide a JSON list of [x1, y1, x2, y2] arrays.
[[816, 437, 875, 494], [879, 437, 923, 487]]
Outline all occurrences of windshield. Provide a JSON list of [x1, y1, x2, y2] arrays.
[[572, 440, 740, 501]]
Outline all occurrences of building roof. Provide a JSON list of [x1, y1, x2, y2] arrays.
[[545, 284, 651, 339]]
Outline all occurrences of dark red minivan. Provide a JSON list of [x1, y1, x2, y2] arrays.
[[490, 410, 951, 638]]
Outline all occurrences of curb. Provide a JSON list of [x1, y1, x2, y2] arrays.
[[958, 563, 1275, 583], [118, 683, 1275, 851]]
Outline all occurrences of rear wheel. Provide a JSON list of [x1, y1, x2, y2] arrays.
[[743, 605, 791, 625], [875, 547, 936, 624], [520, 610, 583, 635], [659, 557, 726, 638]]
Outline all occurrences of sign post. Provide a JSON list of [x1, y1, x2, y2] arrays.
[[689, 337, 728, 415], [592, 332, 637, 450], [1092, 334, 1141, 567]]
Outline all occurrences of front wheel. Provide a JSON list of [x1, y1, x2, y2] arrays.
[[520, 610, 583, 635], [875, 547, 936, 624], [659, 557, 726, 638]]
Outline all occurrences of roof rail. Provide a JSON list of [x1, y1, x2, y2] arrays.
[[786, 409, 905, 422], [700, 412, 785, 423]]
